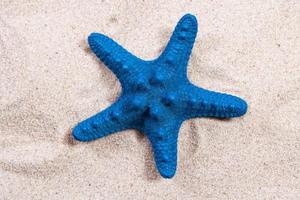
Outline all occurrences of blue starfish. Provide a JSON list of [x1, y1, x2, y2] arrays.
[[72, 14, 247, 178]]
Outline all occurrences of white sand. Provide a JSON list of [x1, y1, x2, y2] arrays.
[[1, 0, 300, 199]]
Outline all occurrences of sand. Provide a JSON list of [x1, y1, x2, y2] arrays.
[[0, 0, 299, 199]]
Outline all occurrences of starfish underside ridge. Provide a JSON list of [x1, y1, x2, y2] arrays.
[[72, 14, 247, 178]]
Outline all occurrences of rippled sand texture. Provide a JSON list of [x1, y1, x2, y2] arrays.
[[1, 0, 300, 199]]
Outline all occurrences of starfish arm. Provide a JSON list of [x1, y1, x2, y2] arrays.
[[157, 14, 198, 74], [72, 94, 149, 141], [88, 33, 144, 81], [144, 121, 181, 178], [72, 98, 129, 142], [180, 84, 248, 119]]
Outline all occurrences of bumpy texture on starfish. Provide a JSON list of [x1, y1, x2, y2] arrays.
[[72, 14, 247, 178]]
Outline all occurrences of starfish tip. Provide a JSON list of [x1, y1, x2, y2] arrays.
[[236, 98, 248, 116], [72, 125, 88, 141], [179, 13, 198, 28], [225, 95, 248, 117], [87, 32, 112, 60], [88, 32, 101, 46], [157, 163, 176, 179]]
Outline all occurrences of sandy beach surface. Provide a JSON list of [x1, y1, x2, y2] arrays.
[[1, 0, 299, 199]]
